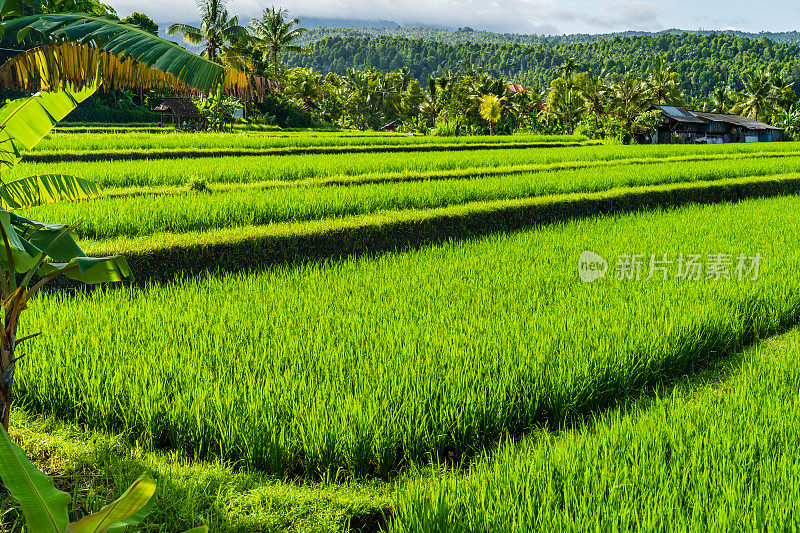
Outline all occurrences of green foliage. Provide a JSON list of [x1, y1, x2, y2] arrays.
[[167, 0, 248, 64], [391, 328, 800, 532], [0, 13, 251, 96], [193, 87, 243, 132], [65, 473, 156, 532], [631, 109, 664, 134], [274, 31, 800, 136], [36, 0, 117, 17], [478, 94, 504, 125], [296, 25, 800, 48], [0, 423, 70, 532], [247, 7, 307, 73], [121, 12, 157, 36], [61, 98, 160, 124], [0, 87, 97, 170], [187, 176, 209, 192], [0, 425, 205, 533], [287, 32, 800, 100]]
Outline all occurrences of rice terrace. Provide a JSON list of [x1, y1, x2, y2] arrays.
[[1, 0, 800, 532]]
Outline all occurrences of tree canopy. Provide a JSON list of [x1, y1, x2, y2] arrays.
[[285, 32, 800, 101]]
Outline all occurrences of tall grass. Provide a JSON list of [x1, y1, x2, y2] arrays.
[[32, 132, 587, 152], [12, 143, 800, 190], [390, 329, 800, 532], [27, 155, 800, 240], [16, 195, 800, 477]]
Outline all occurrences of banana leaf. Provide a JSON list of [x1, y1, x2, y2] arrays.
[[0, 174, 100, 209], [0, 15, 264, 98], [0, 208, 131, 283], [0, 87, 97, 170], [0, 425, 70, 533], [65, 474, 157, 533]]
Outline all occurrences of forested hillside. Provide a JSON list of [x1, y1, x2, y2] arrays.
[[296, 25, 800, 47], [286, 32, 800, 98]]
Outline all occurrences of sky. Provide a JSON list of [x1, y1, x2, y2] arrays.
[[106, 0, 800, 36]]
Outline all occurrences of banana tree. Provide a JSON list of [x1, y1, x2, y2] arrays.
[[0, 6, 262, 530], [0, 3, 266, 430], [1, 422, 207, 532]]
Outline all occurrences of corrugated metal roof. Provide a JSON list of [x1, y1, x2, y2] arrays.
[[690, 111, 782, 131], [653, 105, 706, 124], [653, 105, 783, 131]]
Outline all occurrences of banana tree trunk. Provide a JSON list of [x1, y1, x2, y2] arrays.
[[0, 327, 17, 430], [0, 292, 29, 432]]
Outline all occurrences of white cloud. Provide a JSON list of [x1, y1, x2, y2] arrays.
[[106, 0, 793, 34]]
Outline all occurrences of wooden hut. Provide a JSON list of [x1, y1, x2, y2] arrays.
[[153, 98, 201, 129], [651, 105, 783, 144]]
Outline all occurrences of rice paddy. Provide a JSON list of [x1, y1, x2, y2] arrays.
[[9, 128, 800, 531]]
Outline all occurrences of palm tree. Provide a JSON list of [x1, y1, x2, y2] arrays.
[[249, 7, 307, 75], [558, 58, 578, 80], [546, 77, 583, 134], [607, 73, 653, 132], [578, 75, 607, 132], [736, 70, 778, 122], [710, 86, 733, 114], [397, 67, 414, 92], [419, 93, 441, 127], [168, 0, 249, 63], [284, 68, 327, 108], [648, 56, 683, 105], [478, 93, 505, 135], [770, 71, 796, 112]]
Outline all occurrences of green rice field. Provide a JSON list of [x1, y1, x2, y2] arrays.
[[7, 129, 800, 532]]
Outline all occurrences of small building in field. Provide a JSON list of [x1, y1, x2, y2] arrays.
[[381, 120, 403, 132], [506, 83, 526, 94], [153, 98, 201, 129], [650, 105, 783, 144]]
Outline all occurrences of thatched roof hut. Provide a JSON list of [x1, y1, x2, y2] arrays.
[[154, 98, 201, 127]]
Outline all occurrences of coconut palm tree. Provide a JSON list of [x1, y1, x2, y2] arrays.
[[710, 86, 733, 114], [736, 70, 778, 122], [770, 71, 796, 112], [397, 66, 414, 92], [648, 56, 683, 105], [546, 77, 583, 134], [284, 68, 327, 108], [168, 0, 249, 63], [578, 75, 607, 132], [607, 73, 653, 132], [248, 7, 307, 75]]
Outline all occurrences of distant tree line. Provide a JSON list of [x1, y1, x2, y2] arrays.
[[295, 26, 800, 48], [272, 55, 800, 140], [285, 33, 800, 101]]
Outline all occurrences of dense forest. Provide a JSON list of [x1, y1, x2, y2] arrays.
[[296, 26, 800, 47], [285, 32, 800, 99]]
